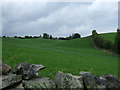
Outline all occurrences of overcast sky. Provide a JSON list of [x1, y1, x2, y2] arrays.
[[1, 1, 118, 37]]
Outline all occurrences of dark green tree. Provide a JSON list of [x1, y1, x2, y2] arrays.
[[39, 35, 42, 38], [92, 30, 112, 50], [92, 30, 98, 36], [72, 33, 81, 39], [69, 35, 72, 40], [43, 33, 49, 39], [113, 28, 120, 54], [3, 36, 6, 38], [14, 36, 17, 38], [50, 35, 52, 39], [25, 36, 29, 38]]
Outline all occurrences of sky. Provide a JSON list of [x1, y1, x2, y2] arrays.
[[1, 1, 118, 37]]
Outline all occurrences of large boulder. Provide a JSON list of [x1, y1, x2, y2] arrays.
[[13, 62, 45, 80], [99, 74, 120, 88], [54, 71, 84, 88], [2, 62, 11, 75], [22, 77, 55, 89], [2, 73, 22, 89], [80, 71, 120, 89], [80, 71, 102, 88]]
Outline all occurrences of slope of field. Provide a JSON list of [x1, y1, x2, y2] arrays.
[[2, 34, 118, 78], [99, 32, 116, 44]]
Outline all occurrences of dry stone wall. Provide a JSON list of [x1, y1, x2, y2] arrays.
[[0, 62, 120, 90]]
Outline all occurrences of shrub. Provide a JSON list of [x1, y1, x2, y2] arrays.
[[92, 30, 112, 50], [72, 33, 81, 39], [113, 28, 120, 54], [43, 33, 49, 39]]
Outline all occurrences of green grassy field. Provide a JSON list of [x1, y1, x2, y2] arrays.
[[99, 32, 116, 44], [2, 33, 119, 78]]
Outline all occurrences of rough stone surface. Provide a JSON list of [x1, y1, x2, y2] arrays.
[[80, 71, 120, 89], [80, 71, 101, 88], [2, 62, 11, 75], [1, 62, 120, 89], [2, 73, 22, 89], [9, 83, 24, 90], [13, 62, 45, 80], [54, 71, 84, 88], [22, 77, 55, 88], [100, 74, 120, 88], [15, 83, 24, 88]]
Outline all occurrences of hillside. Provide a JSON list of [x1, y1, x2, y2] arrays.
[[99, 32, 116, 44], [2, 33, 118, 78]]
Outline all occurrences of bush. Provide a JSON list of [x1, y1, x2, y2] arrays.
[[113, 28, 120, 54], [50, 35, 52, 39], [43, 33, 49, 39], [72, 33, 81, 39], [59, 37, 66, 40], [25, 36, 33, 39], [92, 30, 112, 50], [14, 36, 18, 38]]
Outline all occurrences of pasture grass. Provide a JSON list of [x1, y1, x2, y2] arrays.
[[2, 34, 118, 78], [99, 32, 116, 44]]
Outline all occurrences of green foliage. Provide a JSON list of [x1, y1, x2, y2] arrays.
[[59, 37, 66, 40], [99, 33, 116, 44], [33, 36, 39, 38], [49, 35, 52, 39], [92, 30, 113, 50], [2, 36, 6, 38], [72, 33, 81, 39], [63, 33, 81, 40], [92, 30, 98, 37], [43, 33, 49, 39], [103, 40, 112, 49], [113, 28, 120, 54], [39, 35, 42, 38], [25, 36, 33, 39], [68, 35, 72, 40], [14, 36, 17, 38]]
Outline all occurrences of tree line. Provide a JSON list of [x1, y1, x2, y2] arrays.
[[92, 29, 120, 55], [2, 30, 120, 55], [2, 33, 81, 40]]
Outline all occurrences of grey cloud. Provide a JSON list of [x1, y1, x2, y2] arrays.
[[2, 2, 118, 37]]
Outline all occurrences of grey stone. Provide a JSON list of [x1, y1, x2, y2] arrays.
[[80, 72, 99, 87], [80, 71, 107, 89], [22, 77, 55, 89], [2, 62, 11, 75], [13, 62, 45, 80], [54, 71, 84, 88], [80, 71, 120, 89], [2, 73, 22, 89], [9, 83, 24, 90], [100, 74, 120, 88]]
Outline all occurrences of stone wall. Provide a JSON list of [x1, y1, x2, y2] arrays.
[[1, 62, 120, 89]]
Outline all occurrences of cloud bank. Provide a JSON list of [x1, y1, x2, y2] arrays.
[[2, 1, 118, 37]]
